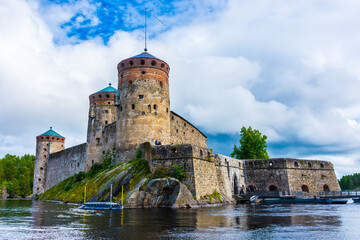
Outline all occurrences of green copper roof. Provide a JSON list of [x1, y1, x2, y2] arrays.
[[96, 83, 118, 93], [40, 127, 64, 137]]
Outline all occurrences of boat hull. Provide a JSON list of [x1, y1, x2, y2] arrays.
[[80, 202, 123, 210]]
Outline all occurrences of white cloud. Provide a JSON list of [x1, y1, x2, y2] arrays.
[[1, 0, 360, 177]]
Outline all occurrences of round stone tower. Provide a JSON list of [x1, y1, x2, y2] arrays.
[[33, 127, 65, 195], [116, 51, 171, 150], [85, 83, 118, 171]]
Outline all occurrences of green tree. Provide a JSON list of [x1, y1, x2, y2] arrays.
[[231, 126, 269, 159]]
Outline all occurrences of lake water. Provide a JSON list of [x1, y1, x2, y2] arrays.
[[0, 200, 359, 239]]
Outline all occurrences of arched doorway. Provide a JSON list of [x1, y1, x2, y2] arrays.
[[323, 184, 330, 192], [248, 185, 257, 192], [233, 175, 239, 194], [268, 185, 278, 191], [301, 185, 309, 193]]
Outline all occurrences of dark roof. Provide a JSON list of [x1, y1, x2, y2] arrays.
[[40, 127, 63, 137], [170, 111, 207, 138], [96, 83, 118, 93], [131, 51, 160, 60]]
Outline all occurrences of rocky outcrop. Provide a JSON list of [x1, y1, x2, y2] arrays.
[[0, 187, 9, 199], [125, 178, 197, 208]]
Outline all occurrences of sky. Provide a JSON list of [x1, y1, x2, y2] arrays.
[[1, 0, 360, 178]]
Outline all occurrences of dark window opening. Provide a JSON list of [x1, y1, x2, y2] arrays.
[[320, 163, 325, 168], [167, 108, 169, 113], [176, 129, 178, 133], [269, 185, 278, 191], [121, 63, 124, 68], [77, 162, 80, 167], [92, 160, 94, 165], [139, 95, 144, 100], [43, 155, 46, 158], [323, 184, 330, 192], [41, 137, 44, 139], [94, 103, 96, 105], [148, 104, 151, 113], [154, 112, 157, 116], [129, 60, 133, 66], [106, 94, 110, 98], [57, 138, 59, 140], [294, 162, 299, 167], [46, 137, 49, 139], [103, 151, 105, 154], [142, 112, 145, 115], [248, 185, 256, 192], [120, 106, 123, 111], [44, 148, 47, 151], [160, 81, 163, 87], [192, 129, 194, 133], [151, 60, 156, 66], [171, 116, 174, 120], [132, 104, 135, 110], [38, 178, 41, 181], [153, 104, 157, 110], [161, 63, 165, 68], [108, 102, 111, 104], [98, 95, 102, 98], [142, 70, 146, 74], [105, 110, 109, 113], [301, 185, 309, 192], [200, 149, 203, 156], [184, 123, 186, 127], [96, 138, 100, 146], [129, 80, 132, 85], [40, 167, 43, 170], [140, 59, 145, 65], [105, 120, 108, 124], [308, 163, 312, 168]]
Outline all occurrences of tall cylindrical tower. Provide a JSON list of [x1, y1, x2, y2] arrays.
[[116, 51, 171, 150], [33, 127, 65, 195], [85, 83, 118, 171]]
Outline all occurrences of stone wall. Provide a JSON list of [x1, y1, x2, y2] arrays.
[[103, 121, 117, 151], [45, 143, 87, 191], [285, 159, 340, 194], [244, 159, 290, 192], [243, 158, 340, 194], [170, 112, 207, 148], [214, 154, 244, 200], [150, 144, 197, 196]]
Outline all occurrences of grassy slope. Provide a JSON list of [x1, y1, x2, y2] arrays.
[[39, 158, 150, 203]]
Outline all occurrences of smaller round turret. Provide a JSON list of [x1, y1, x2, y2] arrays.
[[33, 127, 65, 195], [86, 83, 118, 171]]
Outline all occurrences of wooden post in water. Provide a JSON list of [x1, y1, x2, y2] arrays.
[[122, 185, 123, 205], [110, 184, 113, 203], [84, 185, 87, 204]]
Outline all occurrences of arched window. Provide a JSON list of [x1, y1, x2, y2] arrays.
[[323, 184, 330, 192], [308, 163, 312, 168], [129, 60, 134, 66], [151, 60, 156, 66], [268, 185, 278, 191], [320, 163, 325, 168], [301, 185, 309, 192], [140, 59, 145, 65], [106, 94, 110, 98], [294, 161, 299, 167], [269, 161, 274, 167]]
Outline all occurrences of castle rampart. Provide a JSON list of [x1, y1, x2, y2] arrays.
[[170, 111, 207, 148], [45, 143, 87, 190]]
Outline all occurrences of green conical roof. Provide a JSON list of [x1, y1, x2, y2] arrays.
[[40, 127, 64, 137], [96, 83, 118, 93]]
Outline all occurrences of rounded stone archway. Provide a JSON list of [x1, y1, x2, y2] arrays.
[[301, 185, 309, 193], [323, 184, 330, 192], [268, 185, 278, 192], [233, 175, 239, 194]]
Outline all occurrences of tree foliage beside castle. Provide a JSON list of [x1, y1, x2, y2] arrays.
[[0, 154, 35, 198], [231, 126, 269, 159], [338, 173, 360, 190]]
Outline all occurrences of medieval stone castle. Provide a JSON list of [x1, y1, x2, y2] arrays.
[[33, 51, 340, 200]]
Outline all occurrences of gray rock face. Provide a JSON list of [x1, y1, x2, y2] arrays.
[[0, 187, 9, 199], [125, 178, 197, 208]]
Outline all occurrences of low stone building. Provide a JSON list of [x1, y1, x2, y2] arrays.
[[33, 50, 340, 201]]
